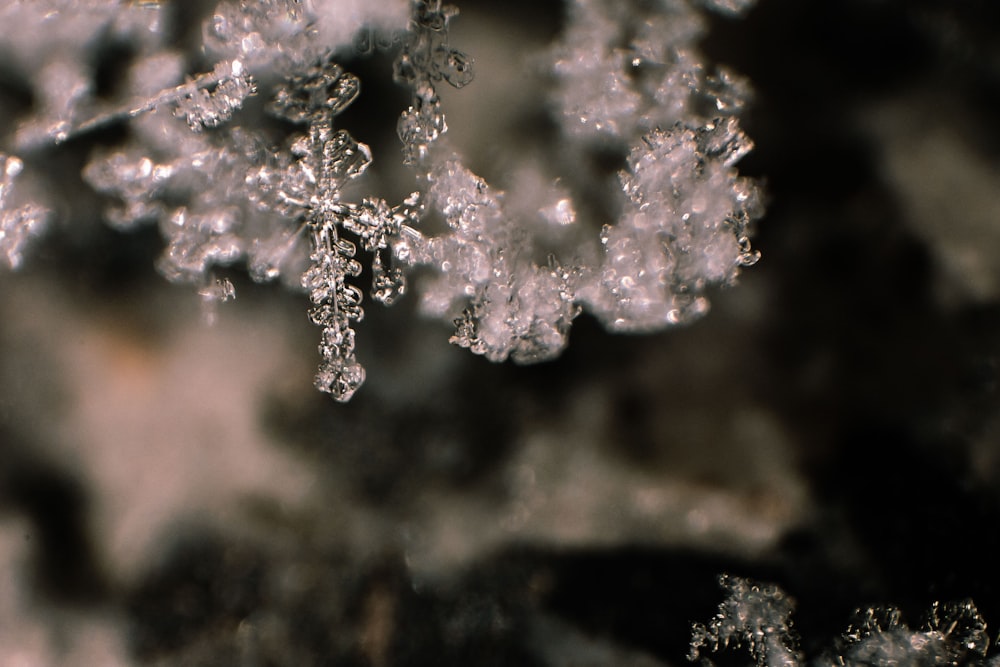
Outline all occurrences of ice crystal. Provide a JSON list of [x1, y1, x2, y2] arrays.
[[690, 576, 994, 667], [173, 60, 257, 131], [550, 0, 753, 145], [394, 0, 473, 164], [203, 0, 320, 71], [395, 158, 581, 363], [84, 122, 271, 285], [585, 119, 762, 331], [689, 575, 801, 667], [0, 0, 763, 400], [817, 601, 991, 667], [199, 276, 237, 325]]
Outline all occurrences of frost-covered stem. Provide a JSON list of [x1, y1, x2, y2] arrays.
[[49, 59, 252, 145]]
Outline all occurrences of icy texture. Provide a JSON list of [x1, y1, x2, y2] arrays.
[[0, 155, 49, 271], [173, 60, 256, 131], [817, 601, 991, 667], [84, 123, 271, 283], [689, 575, 801, 667], [391, 115, 761, 363], [691, 576, 994, 667], [395, 159, 581, 363], [584, 119, 762, 331], [203, 0, 321, 71], [285, 114, 373, 401], [199, 276, 237, 325], [550, 0, 753, 145], [2, 0, 761, 399]]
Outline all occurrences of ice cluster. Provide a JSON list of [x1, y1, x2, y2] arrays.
[[690, 575, 801, 667], [0, 0, 763, 400], [690, 575, 997, 667]]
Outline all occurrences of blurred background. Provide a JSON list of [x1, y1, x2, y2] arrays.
[[2, 0, 1000, 664]]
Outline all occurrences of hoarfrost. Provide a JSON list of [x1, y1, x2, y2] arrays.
[[550, 0, 753, 145], [689, 575, 801, 667], [395, 158, 581, 363], [1, 0, 763, 399], [690, 576, 995, 667], [584, 120, 762, 331]]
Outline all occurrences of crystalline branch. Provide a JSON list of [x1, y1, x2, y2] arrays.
[[268, 58, 375, 402], [394, 0, 474, 165]]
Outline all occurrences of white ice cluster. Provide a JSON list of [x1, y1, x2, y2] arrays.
[[583, 118, 761, 331], [550, 0, 754, 144], [0, 0, 763, 400], [690, 575, 996, 667], [396, 158, 581, 363]]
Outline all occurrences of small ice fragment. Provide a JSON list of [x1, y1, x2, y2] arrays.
[[198, 276, 236, 325], [541, 197, 576, 226]]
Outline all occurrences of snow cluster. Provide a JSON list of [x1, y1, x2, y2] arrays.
[[0, 0, 762, 400]]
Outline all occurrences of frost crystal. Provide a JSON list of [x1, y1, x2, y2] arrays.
[[585, 119, 762, 331], [550, 0, 753, 144], [394, 0, 473, 164], [819, 601, 991, 667], [173, 60, 256, 131], [267, 58, 378, 401], [689, 575, 802, 667], [690, 577, 994, 667], [203, 0, 320, 71], [1, 0, 169, 149], [395, 159, 580, 363], [1, 0, 763, 400]]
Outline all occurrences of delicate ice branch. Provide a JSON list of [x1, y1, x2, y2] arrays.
[[43, 59, 256, 146], [394, 0, 474, 165]]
